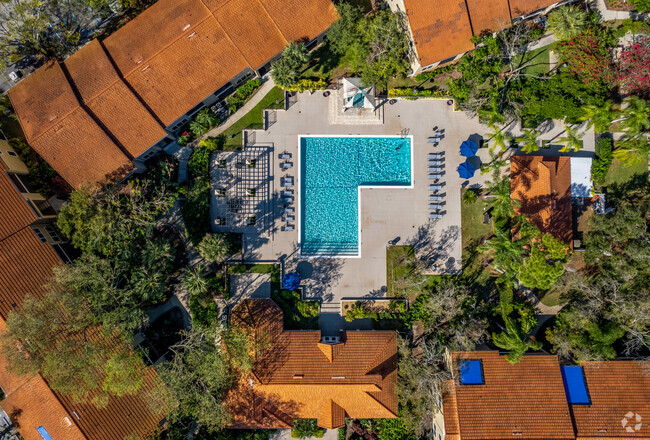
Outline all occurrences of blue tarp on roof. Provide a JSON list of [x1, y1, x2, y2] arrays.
[[459, 359, 484, 384], [37, 426, 53, 440], [561, 365, 590, 404]]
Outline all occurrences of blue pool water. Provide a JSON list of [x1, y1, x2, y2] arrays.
[[300, 136, 412, 256]]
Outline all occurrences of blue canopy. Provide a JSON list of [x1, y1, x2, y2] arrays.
[[460, 139, 478, 157], [458, 161, 476, 179], [282, 272, 301, 290]]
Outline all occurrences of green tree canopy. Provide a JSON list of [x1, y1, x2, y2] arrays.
[[546, 5, 588, 41]]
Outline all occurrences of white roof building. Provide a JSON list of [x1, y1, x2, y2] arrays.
[[570, 157, 593, 198]]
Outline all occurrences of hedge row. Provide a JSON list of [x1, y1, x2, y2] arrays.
[[414, 64, 455, 81], [387, 88, 449, 98], [282, 78, 328, 92]]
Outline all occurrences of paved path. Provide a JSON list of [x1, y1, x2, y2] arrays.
[[589, 0, 637, 20], [202, 77, 277, 140], [174, 146, 193, 184], [271, 428, 338, 440]]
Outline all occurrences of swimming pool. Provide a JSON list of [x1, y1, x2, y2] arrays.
[[299, 135, 413, 257]]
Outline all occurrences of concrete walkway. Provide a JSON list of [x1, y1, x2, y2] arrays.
[[202, 77, 277, 140], [174, 146, 193, 184], [589, 0, 638, 20]]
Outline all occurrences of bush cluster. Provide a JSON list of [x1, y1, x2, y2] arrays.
[[291, 419, 324, 439], [282, 78, 328, 92], [344, 300, 407, 322], [592, 137, 613, 186], [387, 88, 448, 99], [227, 79, 262, 112]]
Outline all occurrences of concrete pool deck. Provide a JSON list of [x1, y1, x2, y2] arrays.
[[212, 92, 596, 310]]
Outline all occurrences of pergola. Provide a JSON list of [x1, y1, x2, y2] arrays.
[[342, 77, 376, 111]]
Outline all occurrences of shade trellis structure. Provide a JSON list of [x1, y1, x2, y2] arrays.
[[342, 77, 376, 110], [460, 139, 478, 157], [458, 161, 476, 179]]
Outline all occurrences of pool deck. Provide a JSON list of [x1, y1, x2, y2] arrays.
[[213, 92, 596, 310]]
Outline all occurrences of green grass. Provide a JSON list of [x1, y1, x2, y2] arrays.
[[386, 246, 439, 298], [221, 87, 285, 149], [461, 192, 492, 249], [300, 45, 343, 81], [512, 44, 553, 77], [605, 154, 648, 186], [228, 263, 280, 283], [538, 289, 565, 307]]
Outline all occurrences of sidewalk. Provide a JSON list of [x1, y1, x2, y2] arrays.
[[202, 77, 277, 140]]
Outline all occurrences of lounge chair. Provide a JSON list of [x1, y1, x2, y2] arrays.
[[280, 162, 293, 170], [281, 207, 295, 214], [428, 167, 444, 173], [281, 177, 294, 187], [428, 153, 444, 159], [429, 184, 443, 191], [428, 174, 443, 180], [428, 160, 444, 166], [281, 190, 294, 197], [280, 197, 293, 204], [430, 213, 443, 220], [427, 137, 441, 143], [429, 203, 443, 210], [278, 153, 292, 160], [281, 224, 295, 232], [282, 215, 295, 222], [429, 195, 443, 202]]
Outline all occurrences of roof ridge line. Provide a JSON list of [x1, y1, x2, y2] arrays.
[[255, 0, 289, 47], [210, 9, 254, 71]]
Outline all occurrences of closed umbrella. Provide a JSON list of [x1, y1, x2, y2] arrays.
[[460, 139, 478, 157], [457, 162, 476, 179]]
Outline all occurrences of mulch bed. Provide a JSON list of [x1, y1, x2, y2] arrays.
[[604, 0, 634, 11]]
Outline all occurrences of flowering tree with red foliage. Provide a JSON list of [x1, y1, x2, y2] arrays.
[[617, 36, 650, 98], [556, 30, 615, 89]]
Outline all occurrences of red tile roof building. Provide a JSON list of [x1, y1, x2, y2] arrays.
[[226, 299, 398, 429], [442, 351, 650, 440], [391, 0, 571, 72], [8, 0, 338, 188], [0, 152, 169, 440], [510, 155, 573, 246]]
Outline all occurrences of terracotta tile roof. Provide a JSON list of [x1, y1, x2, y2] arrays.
[[213, 0, 287, 70], [465, 0, 511, 35], [123, 17, 249, 126], [0, 320, 32, 396], [1, 375, 88, 440], [29, 108, 134, 189], [445, 351, 575, 440], [402, 0, 475, 66], [510, 156, 573, 246], [102, 0, 211, 76], [509, 0, 558, 18], [258, 0, 338, 43], [0, 161, 38, 241], [227, 299, 397, 429], [0, 228, 62, 321], [572, 361, 650, 440], [442, 379, 460, 440]]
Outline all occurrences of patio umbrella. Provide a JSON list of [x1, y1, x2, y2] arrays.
[[457, 161, 476, 179], [460, 139, 478, 157]]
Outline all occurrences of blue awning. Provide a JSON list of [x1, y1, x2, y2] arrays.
[[561, 365, 590, 404]]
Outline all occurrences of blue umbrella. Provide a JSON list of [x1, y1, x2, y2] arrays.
[[282, 272, 301, 290], [460, 139, 478, 157], [458, 162, 476, 179]]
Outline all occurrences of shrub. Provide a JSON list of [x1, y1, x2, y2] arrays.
[[197, 233, 230, 263], [189, 290, 219, 329], [292, 419, 323, 439], [283, 78, 328, 92], [387, 88, 448, 98], [462, 188, 479, 205], [228, 79, 262, 111], [592, 137, 613, 186], [183, 178, 211, 244], [177, 131, 192, 146], [296, 300, 319, 317], [629, 0, 650, 12]]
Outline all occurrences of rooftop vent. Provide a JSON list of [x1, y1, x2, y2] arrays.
[[182, 24, 191, 31], [293, 374, 304, 380], [331, 376, 345, 380], [459, 359, 484, 385], [560, 366, 590, 404], [321, 336, 339, 345], [187, 32, 196, 39]]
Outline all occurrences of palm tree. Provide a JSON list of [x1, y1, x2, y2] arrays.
[[612, 136, 650, 167], [516, 129, 541, 154], [547, 5, 588, 41], [480, 150, 507, 176], [282, 41, 310, 70], [620, 97, 650, 136], [198, 233, 230, 263], [579, 102, 615, 133], [478, 229, 524, 274], [557, 125, 585, 152], [492, 313, 543, 364], [486, 124, 508, 152], [271, 57, 298, 88], [195, 108, 218, 128], [484, 174, 519, 221], [182, 265, 209, 296]]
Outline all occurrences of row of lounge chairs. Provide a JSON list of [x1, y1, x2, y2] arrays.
[[280, 188, 294, 232], [428, 147, 445, 220]]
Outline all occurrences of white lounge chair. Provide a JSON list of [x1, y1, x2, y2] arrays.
[[430, 213, 443, 219], [281, 225, 295, 232], [281, 177, 294, 187], [282, 215, 295, 222], [429, 184, 443, 191], [428, 167, 444, 173], [281, 207, 295, 214], [429, 195, 444, 201], [429, 174, 443, 180], [279, 153, 292, 160], [429, 203, 443, 210], [280, 197, 293, 204], [428, 153, 443, 159], [428, 160, 444, 166], [281, 190, 294, 197], [427, 137, 441, 143], [280, 162, 293, 170]]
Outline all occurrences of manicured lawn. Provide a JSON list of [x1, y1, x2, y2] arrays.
[[461, 192, 492, 248], [386, 245, 439, 298], [605, 155, 648, 186], [222, 87, 285, 149], [538, 290, 564, 307], [512, 44, 553, 77]]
